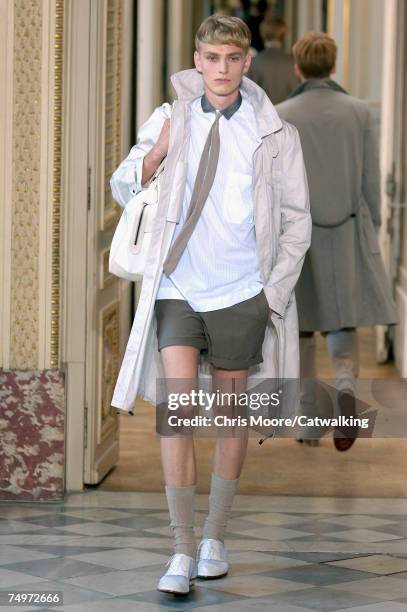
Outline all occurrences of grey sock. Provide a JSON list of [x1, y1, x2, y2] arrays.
[[165, 484, 196, 558], [202, 472, 239, 542]]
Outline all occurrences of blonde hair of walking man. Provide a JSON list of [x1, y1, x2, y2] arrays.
[[110, 15, 311, 596]]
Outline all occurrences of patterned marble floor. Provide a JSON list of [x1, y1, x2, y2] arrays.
[[1, 491, 407, 611]]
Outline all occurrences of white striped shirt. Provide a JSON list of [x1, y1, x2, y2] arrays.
[[156, 89, 263, 311]]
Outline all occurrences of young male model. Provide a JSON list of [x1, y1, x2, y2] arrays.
[[110, 15, 311, 595], [276, 32, 398, 451]]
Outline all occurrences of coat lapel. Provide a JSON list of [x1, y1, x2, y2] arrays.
[[170, 69, 283, 139]]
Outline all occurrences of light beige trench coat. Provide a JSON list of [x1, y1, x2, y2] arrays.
[[110, 69, 311, 413]]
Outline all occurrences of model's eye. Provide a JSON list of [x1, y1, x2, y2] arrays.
[[230, 56, 240, 61], [207, 56, 216, 62]]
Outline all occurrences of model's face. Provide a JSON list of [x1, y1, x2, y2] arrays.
[[194, 42, 251, 97]]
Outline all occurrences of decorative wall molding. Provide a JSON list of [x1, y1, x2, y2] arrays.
[[50, 1, 64, 368], [10, 0, 43, 368], [1, 0, 64, 370], [0, 0, 14, 369]]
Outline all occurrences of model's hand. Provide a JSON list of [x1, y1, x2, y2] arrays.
[[141, 119, 171, 185], [153, 118, 170, 159]]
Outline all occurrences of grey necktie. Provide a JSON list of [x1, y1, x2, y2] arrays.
[[162, 109, 221, 276]]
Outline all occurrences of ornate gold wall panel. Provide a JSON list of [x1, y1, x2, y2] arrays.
[[9, 0, 63, 369], [51, 1, 64, 368], [10, 0, 43, 368], [103, 0, 122, 229]]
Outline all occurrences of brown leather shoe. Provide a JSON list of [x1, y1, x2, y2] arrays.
[[334, 389, 358, 452]]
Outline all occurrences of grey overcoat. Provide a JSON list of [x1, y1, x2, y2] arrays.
[[109, 70, 311, 413], [247, 47, 299, 105], [277, 79, 398, 332]]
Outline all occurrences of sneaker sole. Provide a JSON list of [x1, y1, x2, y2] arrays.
[[197, 571, 228, 580], [157, 579, 195, 596]]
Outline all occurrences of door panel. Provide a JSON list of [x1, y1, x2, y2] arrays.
[[85, 0, 132, 484]]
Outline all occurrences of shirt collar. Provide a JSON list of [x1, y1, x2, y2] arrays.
[[201, 91, 242, 120]]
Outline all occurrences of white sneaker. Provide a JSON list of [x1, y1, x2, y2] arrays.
[[157, 553, 197, 595], [197, 538, 229, 579]]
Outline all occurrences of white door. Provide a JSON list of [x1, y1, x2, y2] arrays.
[[378, 0, 406, 368], [84, 0, 133, 484]]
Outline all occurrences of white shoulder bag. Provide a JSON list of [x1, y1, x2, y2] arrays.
[[109, 156, 166, 282]]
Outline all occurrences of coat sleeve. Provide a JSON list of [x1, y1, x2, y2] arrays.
[[110, 102, 171, 208], [263, 122, 312, 317], [362, 108, 381, 228]]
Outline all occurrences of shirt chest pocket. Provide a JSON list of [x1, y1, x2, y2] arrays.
[[222, 171, 254, 225]]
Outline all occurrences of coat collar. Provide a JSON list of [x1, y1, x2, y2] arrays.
[[201, 91, 242, 119], [170, 68, 282, 138], [288, 78, 348, 99]]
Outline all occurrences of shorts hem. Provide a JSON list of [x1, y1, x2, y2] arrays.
[[158, 338, 207, 352], [210, 353, 264, 370]]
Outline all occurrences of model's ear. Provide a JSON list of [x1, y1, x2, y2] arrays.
[[194, 49, 202, 73], [294, 63, 304, 81], [331, 63, 336, 75], [243, 52, 252, 74]]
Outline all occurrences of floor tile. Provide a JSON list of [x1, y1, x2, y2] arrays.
[[327, 528, 404, 543], [200, 574, 312, 597], [227, 551, 310, 575], [0, 520, 49, 535], [55, 522, 138, 537], [15, 515, 87, 528], [327, 554, 407, 575], [66, 548, 169, 571], [61, 509, 137, 521], [329, 575, 407, 600], [264, 586, 383, 611], [259, 563, 372, 586], [318, 515, 399, 529], [263, 551, 367, 564], [10, 544, 117, 556], [2, 558, 108, 580], [0, 569, 44, 588], [193, 601, 311, 612], [100, 515, 169, 530], [339, 602, 407, 611], [234, 525, 314, 540], [126, 585, 249, 609], [236, 512, 315, 526], [0, 506, 58, 520], [0, 545, 57, 566], [63, 569, 168, 596]]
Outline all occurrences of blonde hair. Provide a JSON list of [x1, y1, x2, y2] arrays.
[[195, 14, 251, 54], [260, 17, 288, 43], [293, 32, 337, 78]]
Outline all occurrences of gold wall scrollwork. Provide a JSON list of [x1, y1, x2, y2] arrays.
[[10, 0, 43, 369], [51, 0, 64, 368], [9, 0, 64, 369], [103, 0, 122, 230], [99, 301, 120, 440]]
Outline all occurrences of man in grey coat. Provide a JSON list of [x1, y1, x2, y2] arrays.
[[276, 32, 398, 451], [247, 17, 298, 104]]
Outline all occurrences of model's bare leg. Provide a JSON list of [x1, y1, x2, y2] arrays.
[[202, 367, 248, 542], [160, 345, 199, 485], [212, 367, 249, 478], [159, 345, 199, 559]]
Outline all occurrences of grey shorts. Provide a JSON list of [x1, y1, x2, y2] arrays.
[[154, 289, 269, 370]]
